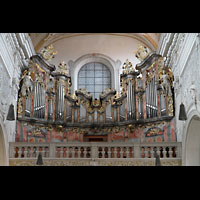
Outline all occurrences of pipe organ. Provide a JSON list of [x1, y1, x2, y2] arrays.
[[16, 45, 176, 143]]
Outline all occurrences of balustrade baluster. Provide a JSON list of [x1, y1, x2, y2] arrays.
[[66, 147, 69, 158], [18, 147, 22, 158], [116, 147, 119, 158], [160, 147, 163, 158], [150, 147, 154, 158], [60, 147, 64, 158], [77, 147, 81, 158], [83, 147, 87, 158], [119, 147, 123, 158], [156, 146, 161, 158], [39, 147, 43, 157], [144, 147, 148, 158], [102, 147, 105, 158], [147, 147, 151, 158], [162, 147, 167, 158], [125, 147, 129, 158], [14, 147, 17, 158], [24, 147, 28, 158], [56, 147, 59, 158], [36, 147, 39, 158], [26, 147, 30, 158], [169, 147, 173, 158], [107, 147, 111, 158], [30, 146, 34, 158], [72, 147, 75, 158]]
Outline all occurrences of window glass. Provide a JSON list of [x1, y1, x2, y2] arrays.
[[78, 62, 111, 98]]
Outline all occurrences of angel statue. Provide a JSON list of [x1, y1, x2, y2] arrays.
[[21, 71, 34, 97], [159, 69, 172, 97]]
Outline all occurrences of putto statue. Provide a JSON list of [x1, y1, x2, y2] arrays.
[[40, 44, 57, 61], [135, 44, 150, 61]]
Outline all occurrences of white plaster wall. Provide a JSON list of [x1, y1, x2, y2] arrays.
[[44, 34, 150, 69], [0, 33, 34, 165], [158, 33, 200, 165]]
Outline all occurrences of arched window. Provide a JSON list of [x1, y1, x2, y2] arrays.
[[78, 62, 111, 99]]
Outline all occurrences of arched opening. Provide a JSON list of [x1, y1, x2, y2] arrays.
[[185, 115, 200, 166], [78, 62, 111, 99], [0, 124, 7, 166], [69, 53, 120, 94]]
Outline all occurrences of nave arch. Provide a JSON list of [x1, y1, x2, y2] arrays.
[[182, 105, 200, 166], [0, 117, 8, 166]]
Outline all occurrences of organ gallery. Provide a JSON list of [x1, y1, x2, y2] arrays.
[[12, 43, 178, 164]]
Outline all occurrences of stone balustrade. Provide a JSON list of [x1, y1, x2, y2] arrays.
[[9, 142, 181, 160]]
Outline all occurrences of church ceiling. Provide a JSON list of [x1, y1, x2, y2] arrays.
[[29, 33, 161, 53]]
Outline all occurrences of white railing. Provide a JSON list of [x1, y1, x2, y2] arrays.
[[9, 142, 181, 160]]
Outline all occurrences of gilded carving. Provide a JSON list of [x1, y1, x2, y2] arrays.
[[122, 59, 135, 74], [134, 44, 150, 61], [57, 61, 69, 76], [40, 44, 57, 61]]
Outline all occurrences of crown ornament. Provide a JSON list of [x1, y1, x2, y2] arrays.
[[134, 44, 150, 61]]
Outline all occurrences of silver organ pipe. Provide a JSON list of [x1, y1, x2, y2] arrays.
[[125, 78, 136, 120], [146, 75, 158, 119], [48, 98, 53, 120], [126, 81, 129, 119], [25, 94, 31, 117], [132, 81, 136, 119], [160, 94, 166, 116], [56, 82, 60, 120], [61, 85, 64, 119], [56, 81, 65, 121], [33, 82, 38, 118], [152, 76, 155, 117], [150, 79, 153, 118], [41, 85, 45, 118], [119, 100, 125, 121], [33, 82, 46, 119], [146, 83, 149, 118], [38, 84, 40, 118], [130, 80, 132, 118]]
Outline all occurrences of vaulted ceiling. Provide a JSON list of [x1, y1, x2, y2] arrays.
[[29, 33, 161, 53]]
